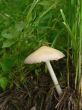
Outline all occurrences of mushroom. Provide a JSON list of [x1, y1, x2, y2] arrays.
[[24, 46, 65, 95]]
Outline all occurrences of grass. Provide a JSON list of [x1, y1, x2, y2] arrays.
[[60, 0, 82, 89], [0, 0, 66, 89]]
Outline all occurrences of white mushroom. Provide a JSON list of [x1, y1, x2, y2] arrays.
[[24, 46, 65, 95]]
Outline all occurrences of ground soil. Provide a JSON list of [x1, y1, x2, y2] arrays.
[[0, 59, 80, 110]]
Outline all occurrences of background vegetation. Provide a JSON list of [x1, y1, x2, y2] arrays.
[[0, 0, 81, 92]]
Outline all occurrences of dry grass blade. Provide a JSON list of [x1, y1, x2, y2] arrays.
[[55, 88, 78, 110]]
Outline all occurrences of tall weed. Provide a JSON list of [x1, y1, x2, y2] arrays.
[[60, 0, 82, 88]]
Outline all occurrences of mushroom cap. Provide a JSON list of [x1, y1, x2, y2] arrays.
[[24, 46, 65, 64]]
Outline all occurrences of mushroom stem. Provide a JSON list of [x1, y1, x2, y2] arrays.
[[46, 61, 62, 95]]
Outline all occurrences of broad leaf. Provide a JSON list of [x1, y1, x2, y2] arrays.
[[2, 40, 16, 48], [1, 57, 14, 73], [0, 77, 9, 90], [1, 31, 14, 39]]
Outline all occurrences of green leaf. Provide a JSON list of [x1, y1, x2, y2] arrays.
[[0, 77, 9, 90], [2, 39, 16, 48], [1, 57, 14, 73], [1, 31, 14, 39], [15, 21, 25, 32]]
